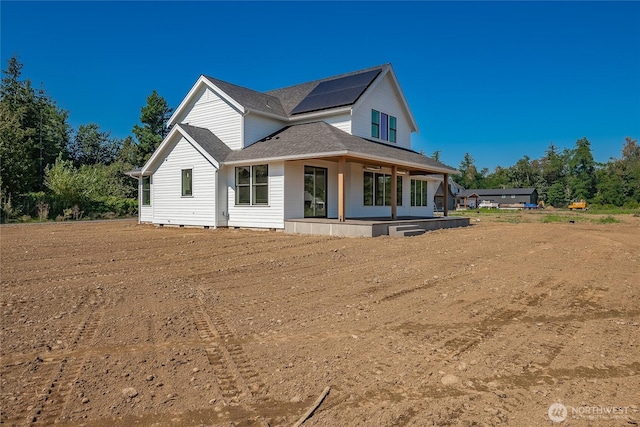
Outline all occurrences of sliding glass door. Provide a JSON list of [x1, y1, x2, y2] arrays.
[[304, 166, 327, 218]]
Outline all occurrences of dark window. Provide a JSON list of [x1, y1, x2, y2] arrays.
[[252, 165, 269, 205], [364, 172, 403, 206], [235, 165, 268, 205], [381, 113, 388, 141], [411, 179, 428, 206], [371, 110, 380, 139], [142, 176, 151, 206], [235, 166, 251, 205], [389, 116, 397, 143], [371, 109, 396, 142], [181, 169, 192, 197], [363, 171, 374, 206]]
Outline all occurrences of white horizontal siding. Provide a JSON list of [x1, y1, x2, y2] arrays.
[[244, 114, 286, 147], [152, 137, 217, 226], [345, 162, 436, 218], [319, 113, 351, 134], [284, 160, 339, 219], [283, 162, 304, 219], [139, 178, 153, 222], [176, 87, 243, 150], [289, 112, 352, 134], [227, 161, 285, 229], [352, 73, 412, 149]]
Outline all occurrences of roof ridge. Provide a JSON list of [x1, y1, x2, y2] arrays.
[[202, 75, 282, 102], [265, 64, 389, 94]]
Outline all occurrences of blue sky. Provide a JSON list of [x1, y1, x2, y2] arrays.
[[2, 1, 639, 170]]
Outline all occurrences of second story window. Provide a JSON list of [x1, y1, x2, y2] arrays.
[[371, 110, 380, 138], [371, 109, 397, 143]]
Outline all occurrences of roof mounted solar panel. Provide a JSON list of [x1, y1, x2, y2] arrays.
[[291, 68, 381, 115]]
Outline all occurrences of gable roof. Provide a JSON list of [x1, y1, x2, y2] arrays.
[[456, 188, 537, 198], [224, 121, 455, 174], [168, 64, 418, 132], [202, 76, 288, 118], [268, 65, 385, 115], [178, 123, 232, 161], [141, 124, 231, 174]]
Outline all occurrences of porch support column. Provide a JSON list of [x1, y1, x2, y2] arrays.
[[391, 165, 398, 220], [338, 157, 346, 222], [443, 173, 449, 217]]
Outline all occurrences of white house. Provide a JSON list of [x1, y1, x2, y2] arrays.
[[128, 64, 458, 232]]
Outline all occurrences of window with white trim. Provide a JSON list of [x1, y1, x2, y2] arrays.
[[142, 176, 151, 205], [371, 109, 397, 143], [235, 165, 268, 205], [181, 169, 192, 197], [410, 179, 428, 206], [364, 172, 402, 206]]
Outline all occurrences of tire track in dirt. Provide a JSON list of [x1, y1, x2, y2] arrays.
[[18, 288, 105, 427], [189, 292, 265, 406]]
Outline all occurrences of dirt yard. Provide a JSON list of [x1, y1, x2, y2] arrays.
[[1, 214, 639, 426]]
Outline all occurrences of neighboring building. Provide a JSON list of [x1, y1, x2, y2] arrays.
[[456, 188, 538, 209], [435, 177, 464, 212], [128, 64, 458, 229]]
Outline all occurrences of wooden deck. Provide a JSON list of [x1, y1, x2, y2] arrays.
[[284, 216, 470, 237]]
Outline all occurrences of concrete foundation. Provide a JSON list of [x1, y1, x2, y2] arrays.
[[284, 216, 470, 237]]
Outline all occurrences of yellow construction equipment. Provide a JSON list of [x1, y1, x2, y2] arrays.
[[568, 200, 587, 210]]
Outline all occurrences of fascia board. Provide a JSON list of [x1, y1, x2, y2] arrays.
[[141, 125, 220, 175], [179, 128, 220, 169], [286, 106, 352, 123], [351, 66, 419, 134], [168, 76, 245, 126], [141, 125, 183, 175], [348, 152, 458, 175], [223, 151, 349, 165], [246, 108, 290, 121], [223, 149, 458, 175]]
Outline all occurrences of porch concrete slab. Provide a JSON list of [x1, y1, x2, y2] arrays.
[[284, 216, 470, 237]]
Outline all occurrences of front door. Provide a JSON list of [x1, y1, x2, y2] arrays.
[[304, 166, 327, 218]]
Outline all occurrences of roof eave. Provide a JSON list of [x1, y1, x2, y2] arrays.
[[141, 124, 220, 175], [223, 150, 349, 165], [287, 106, 353, 122], [351, 65, 419, 134], [168, 76, 246, 127]]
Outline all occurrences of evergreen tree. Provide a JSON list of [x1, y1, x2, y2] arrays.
[[568, 137, 596, 201], [0, 54, 70, 196], [454, 152, 482, 188], [132, 90, 173, 165], [68, 123, 120, 166]]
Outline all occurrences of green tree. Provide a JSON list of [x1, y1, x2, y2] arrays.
[[568, 137, 596, 201], [547, 181, 568, 207], [0, 54, 70, 197], [481, 166, 510, 188], [68, 123, 120, 166], [454, 152, 482, 189], [132, 90, 173, 165]]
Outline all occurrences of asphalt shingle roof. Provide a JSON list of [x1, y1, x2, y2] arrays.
[[224, 121, 456, 173], [202, 76, 288, 118], [178, 123, 232, 162], [266, 64, 388, 116], [201, 64, 390, 119]]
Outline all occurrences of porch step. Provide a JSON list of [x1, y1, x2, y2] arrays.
[[388, 224, 426, 237]]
